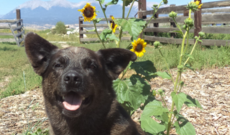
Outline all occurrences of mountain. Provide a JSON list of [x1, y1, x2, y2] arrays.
[[0, 0, 166, 25]]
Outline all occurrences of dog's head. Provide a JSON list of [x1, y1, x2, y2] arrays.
[[25, 32, 136, 118]]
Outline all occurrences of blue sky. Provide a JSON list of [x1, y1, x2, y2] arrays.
[[0, 0, 218, 15]]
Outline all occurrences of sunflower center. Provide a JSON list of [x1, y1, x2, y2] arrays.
[[84, 7, 94, 17], [135, 44, 143, 52], [111, 22, 115, 29]]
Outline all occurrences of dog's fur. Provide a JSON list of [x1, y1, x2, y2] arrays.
[[25, 32, 145, 135]]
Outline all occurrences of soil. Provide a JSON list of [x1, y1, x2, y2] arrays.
[[0, 66, 229, 135]]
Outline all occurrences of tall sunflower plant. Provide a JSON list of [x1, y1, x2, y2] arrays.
[[78, 0, 203, 135]]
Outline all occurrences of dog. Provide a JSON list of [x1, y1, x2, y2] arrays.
[[25, 32, 145, 135]]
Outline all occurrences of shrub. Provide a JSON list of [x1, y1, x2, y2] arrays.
[[54, 21, 67, 34]]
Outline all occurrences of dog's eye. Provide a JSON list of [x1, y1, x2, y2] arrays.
[[54, 63, 62, 68], [90, 63, 97, 69]]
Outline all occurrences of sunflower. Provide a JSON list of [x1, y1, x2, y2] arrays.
[[110, 16, 118, 33], [195, 0, 203, 9], [130, 38, 147, 57], [78, 3, 97, 22]]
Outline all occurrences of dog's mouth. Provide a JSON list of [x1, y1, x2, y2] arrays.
[[62, 92, 84, 111], [57, 92, 91, 112]]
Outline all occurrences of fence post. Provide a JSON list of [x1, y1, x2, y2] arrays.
[[79, 16, 83, 44], [16, 9, 21, 38], [138, 0, 146, 39], [170, 4, 176, 38], [194, 0, 202, 43], [153, 14, 158, 37]]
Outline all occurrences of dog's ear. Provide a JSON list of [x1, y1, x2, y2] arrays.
[[25, 32, 58, 76], [97, 48, 137, 79]]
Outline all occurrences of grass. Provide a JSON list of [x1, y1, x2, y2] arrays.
[[0, 42, 61, 99], [0, 28, 230, 99]]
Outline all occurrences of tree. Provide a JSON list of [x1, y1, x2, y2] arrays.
[[55, 21, 67, 34]]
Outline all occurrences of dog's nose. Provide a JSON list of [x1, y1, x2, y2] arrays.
[[64, 72, 82, 87]]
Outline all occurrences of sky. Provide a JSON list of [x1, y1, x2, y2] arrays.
[[0, 0, 219, 16]]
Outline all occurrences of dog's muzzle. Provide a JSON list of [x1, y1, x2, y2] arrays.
[[63, 72, 82, 88]]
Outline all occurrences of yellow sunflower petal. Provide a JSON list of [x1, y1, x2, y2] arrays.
[[111, 16, 115, 20]]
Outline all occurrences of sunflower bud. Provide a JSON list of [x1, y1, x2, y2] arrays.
[[152, 90, 156, 96], [180, 81, 184, 87], [154, 41, 161, 48], [184, 18, 194, 27], [158, 89, 164, 95], [163, 0, 168, 4], [153, 4, 158, 8], [198, 31, 205, 38], [169, 11, 177, 19], [186, 1, 198, 11], [182, 25, 187, 30]]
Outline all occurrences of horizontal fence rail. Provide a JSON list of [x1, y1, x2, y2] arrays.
[[144, 36, 230, 46], [138, 0, 230, 46], [0, 9, 24, 46], [142, 1, 230, 15], [80, 37, 131, 42]]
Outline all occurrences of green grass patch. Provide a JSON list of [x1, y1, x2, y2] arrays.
[[0, 42, 62, 99]]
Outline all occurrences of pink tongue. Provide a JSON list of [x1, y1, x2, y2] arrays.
[[62, 93, 82, 111]]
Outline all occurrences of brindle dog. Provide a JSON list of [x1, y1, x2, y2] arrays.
[[25, 32, 145, 135]]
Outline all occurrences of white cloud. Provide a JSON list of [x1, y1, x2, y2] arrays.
[[18, 0, 97, 10]]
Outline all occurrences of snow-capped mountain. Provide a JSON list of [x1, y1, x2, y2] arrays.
[[0, 0, 166, 25]]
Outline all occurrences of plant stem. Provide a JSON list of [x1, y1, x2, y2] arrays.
[[98, 1, 111, 29], [126, 0, 135, 19], [117, 0, 127, 48], [167, 29, 188, 135], [93, 21, 106, 49], [160, 94, 167, 108], [184, 28, 190, 54], [158, 49, 174, 83], [121, 61, 132, 80], [140, 1, 163, 39], [184, 37, 199, 65], [172, 18, 183, 34]]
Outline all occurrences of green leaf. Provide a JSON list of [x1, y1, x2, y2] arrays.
[[186, 54, 194, 60], [184, 95, 202, 109], [114, 18, 146, 40], [99, 29, 112, 41], [173, 111, 196, 135], [106, 33, 119, 41], [172, 92, 202, 112], [106, 0, 119, 6], [96, 0, 105, 4], [154, 71, 172, 80], [93, 18, 102, 23], [122, 0, 133, 6], [140, 116, 166, 134], [171, 92, 187, 112], [141, 100, 168, 118], [130, 60, 156, 81], [184, 64, 196, 73], [130, 74, 151, 99], [113, 78, 147, 111], [170, 30, 183, 35]]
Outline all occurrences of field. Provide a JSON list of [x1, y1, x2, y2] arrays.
[[0, 28, 230, 134]]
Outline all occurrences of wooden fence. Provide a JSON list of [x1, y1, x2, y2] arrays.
[[0, 9, 25, 46], [79, 0, 230, 46], [79, 16, 130, 43], [140, 0, 230, 46]]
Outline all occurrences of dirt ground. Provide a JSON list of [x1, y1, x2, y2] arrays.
[[0, 67, 230, 135]]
